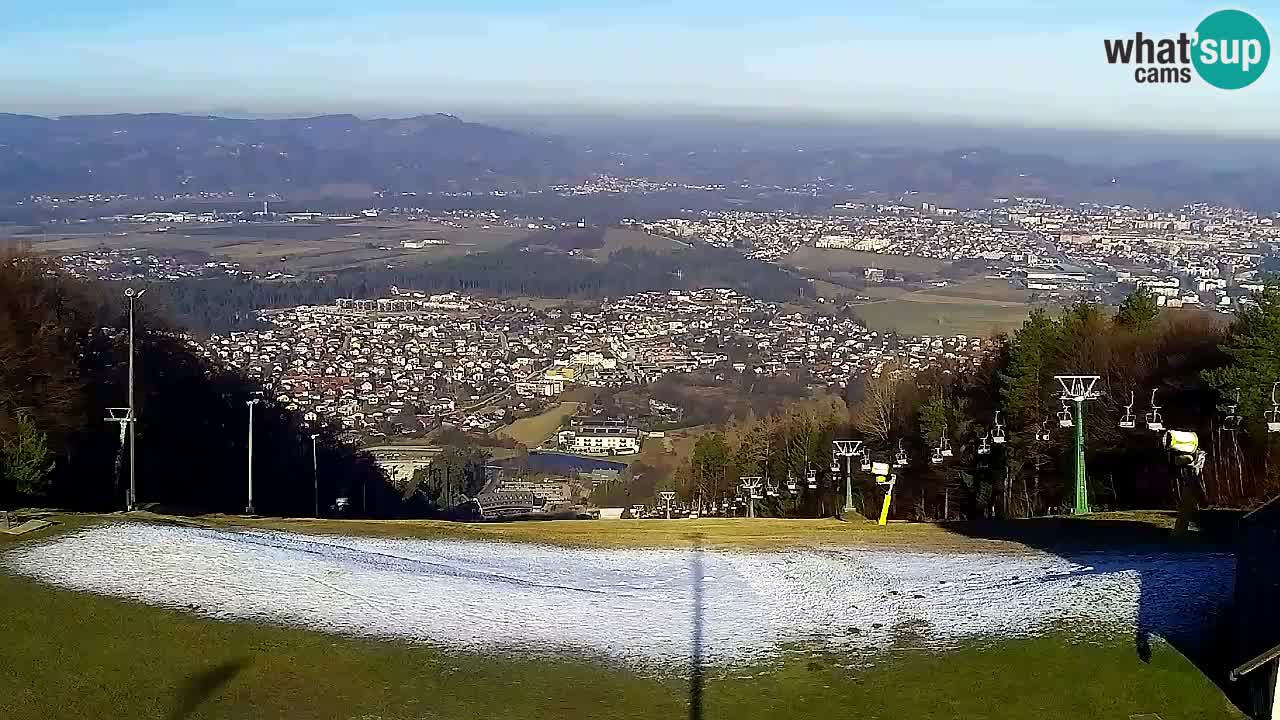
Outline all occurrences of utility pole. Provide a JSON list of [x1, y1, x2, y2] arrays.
[[246, 397, 260, 515], [310, 433, 320, 518], [124, 288, 145, 510]]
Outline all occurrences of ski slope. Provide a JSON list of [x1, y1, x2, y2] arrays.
[[3, 523, 1234, 667]]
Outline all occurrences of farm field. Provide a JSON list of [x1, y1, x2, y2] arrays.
[[3, 220, 529, 272], [0, 516, 1243, 720], [586, 227, 691, 260], [852, 297, 1032, 336], [929, 276, 1033, 302], [494, 401, 582, 447], [847, 278, 1041, 336]]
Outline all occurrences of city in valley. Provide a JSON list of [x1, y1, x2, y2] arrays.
[[4, 12, 1280, 715], [8, 186, 1275, 514]]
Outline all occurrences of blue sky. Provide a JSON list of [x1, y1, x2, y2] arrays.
[[2, 1, 1277, 136]]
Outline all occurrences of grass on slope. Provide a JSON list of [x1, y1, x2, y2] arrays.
[[495, 401, 581, 447], [150, 510, 1224, 553], [0, 520, 1242, 720]]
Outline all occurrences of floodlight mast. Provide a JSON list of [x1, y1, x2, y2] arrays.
[[832, 439, 863, 515], [123, 287, 144, 511], [1055, 375, 1100, 515]]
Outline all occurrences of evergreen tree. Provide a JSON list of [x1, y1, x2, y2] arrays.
[[1115, 289, 1160, 332], [3, 410, 54, 500], [1204, 282, 1280, 422]]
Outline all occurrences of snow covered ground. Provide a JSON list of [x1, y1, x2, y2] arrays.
[[2, 523, 1234, 667]]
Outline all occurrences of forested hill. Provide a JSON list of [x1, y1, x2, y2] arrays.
[[6, 112, 1280, 211], [149, 245, 811, 335], [0, 112, 579, 198]]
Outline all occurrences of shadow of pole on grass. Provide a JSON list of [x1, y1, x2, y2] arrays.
[[689, 533, 706, 720], [166, 657, 252, 720]]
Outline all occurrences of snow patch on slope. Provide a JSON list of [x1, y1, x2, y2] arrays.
[[2, 523, 1233, 666]]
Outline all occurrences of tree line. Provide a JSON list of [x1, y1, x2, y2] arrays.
[[0, 250, 395, 516], [669, 286, 1280, 520]]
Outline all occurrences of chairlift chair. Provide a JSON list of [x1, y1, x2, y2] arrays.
[[1036, 419, 1052, 441], [894, 439, 908, 467], [1223, 389, 1242, 431], [940, 437, 954, 458], [787, 476, 799, 492], [1058, 401, 1074, 428], [1267, 382, 1280, 433], [930, 447, 944, 464], [1145, 388, 1164, 432], [991, 411, 1006, 444], [1119, 390, 1136, 429], [806, 468, 817, 490], [860, 452, 872, 472], [830, 456, 841, 473], [977, 432, 991, 456]]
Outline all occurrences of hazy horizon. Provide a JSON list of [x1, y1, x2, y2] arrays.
[[4, 1, 1278, 137]]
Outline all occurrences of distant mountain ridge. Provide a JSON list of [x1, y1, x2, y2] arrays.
[[0, 112, 580, 198], [1, 112, 1279, 211]]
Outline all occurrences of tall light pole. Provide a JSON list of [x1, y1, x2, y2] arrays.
[[246, 397, 260, 515], [310, 433, 320, 518], [124, 287, 145, 511]]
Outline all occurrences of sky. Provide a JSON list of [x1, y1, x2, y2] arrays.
[[2, 1, 1277, 137]]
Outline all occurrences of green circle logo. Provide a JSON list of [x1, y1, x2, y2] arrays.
[[1193, 9, 1270, 89]]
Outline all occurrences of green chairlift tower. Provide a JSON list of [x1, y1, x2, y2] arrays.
[[1055, 375, 1100, 515]]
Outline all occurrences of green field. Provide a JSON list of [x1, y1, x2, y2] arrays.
[[494, 401, 582, 447], [6, 220, 529, 273], [587, 228, 691, 260], [146, 509, 1206, 551], [0, 516, 1243, 720], [852, 296, 1031, 337]]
